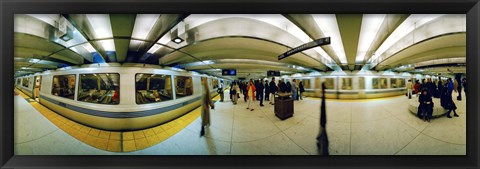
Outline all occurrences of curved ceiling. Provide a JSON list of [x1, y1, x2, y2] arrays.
[[13, 14, 466, 78]]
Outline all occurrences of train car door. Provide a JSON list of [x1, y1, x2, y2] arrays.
[[34, 76, 42, 101]]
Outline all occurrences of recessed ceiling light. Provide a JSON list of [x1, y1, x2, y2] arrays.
[[172, 37, 184, 44]]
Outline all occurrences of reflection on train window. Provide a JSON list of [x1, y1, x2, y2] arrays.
[[398, 78, 405, 88], [175, 76, 193, 98], [22, 78, 29, 88], [341, 78, 353, 90], [380, 78, 388, 89], [324, 78, 334, 89], [314, 78, 322, 89], [302, 79, 311, 89], [135, 73, 173, 104], [372, 78, 380, 89], [391, 78, 398, 88], [391, 78, 405, 88], [358, 77, 365, 90], [212, 79, 219, 89], [52, 74, 76, 100], [78, 73, 120, 104]]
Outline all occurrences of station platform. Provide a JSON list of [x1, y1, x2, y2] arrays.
[[14, 89, 466, 155]]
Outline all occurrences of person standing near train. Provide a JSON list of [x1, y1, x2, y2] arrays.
[[200, 78, 215, 137], [299, 81, 305, 100], [246, 80, 256, 111], [264, 80, 269, 101], [406, 79, 413, 99], [269, 77, 277, 105]]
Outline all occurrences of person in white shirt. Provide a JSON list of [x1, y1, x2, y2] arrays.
[[406, 79, 413, 99]]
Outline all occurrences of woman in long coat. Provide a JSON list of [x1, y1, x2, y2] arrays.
[[200, 78, 214, 136]]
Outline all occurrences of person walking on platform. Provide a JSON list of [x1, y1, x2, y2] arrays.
[[279, 79, 287, 93], [454, 78, 462, 101], [218, 82, 224, 102], [232, 82, 239, 105], [286, 80, 292, 94], [264, 80, 269, 101], [414, 80, 420, 96], [246, 80, 256, 111], [291, 79, 298, 100], [242, 81, 248, 102], [442, 78, 458, 118], [436, 78, 443, 98], [406, 80, 413, 99], [200, 78, 215, 137], [418, 89, 433, 122], [257, 79, 265, 107], [462, 78, 467, 95], [299, 81, 305, 100], [269, 77, 277, 105]]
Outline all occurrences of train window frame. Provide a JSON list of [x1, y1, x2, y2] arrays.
[[372, 78, 380, 89], [302, 78, 311, 89], [51, 74, 76, 100], [175, 76, 194, 99], [380, 77, 388, 89], [341, 77, 353, 90], [323, 77, 335, 90], [134, 73, 174, 105], [22, 77, 29, 88], [358, 77, 365, 90], [77, 73, 121, 105]]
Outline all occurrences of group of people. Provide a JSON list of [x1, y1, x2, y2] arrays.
[[415, 77, 466, 122], [226, 77, 306, 111]]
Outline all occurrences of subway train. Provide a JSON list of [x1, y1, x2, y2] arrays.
[[281, 70, 425, 99], [15, 63, 224, 131]]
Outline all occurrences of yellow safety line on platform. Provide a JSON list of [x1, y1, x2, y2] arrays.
[[15, 89, 220, 153]]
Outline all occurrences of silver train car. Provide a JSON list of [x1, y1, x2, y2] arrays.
[[283, 71, 414, 99], [15, 63, 223, 131]]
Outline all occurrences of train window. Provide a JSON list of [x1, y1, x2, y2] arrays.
[[341, 78, 353, 90], [78, 73, 120, 104], [175, 76, 193, 98], [52, 74, 76, 100], [380, 78, 388, 89], [391, 78, 398, 88], [324, 78, 334, 89], [135, 73, 173, 104], [372, 78, 380, 89], [314, 78, 322, 89], [391, 78, 405, 88], [212, 79, 219, 89], [358, 77, 365, 90], [302, 79, 311, 89], [22, 78, 29, 88]]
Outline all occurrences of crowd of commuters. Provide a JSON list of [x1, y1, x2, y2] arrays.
[[415, 77, 465, 122], [225, 77, 305, 111]]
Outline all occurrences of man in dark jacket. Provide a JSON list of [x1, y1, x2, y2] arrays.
[[264, 80, 269, 101], [279, 80, 287, 93], [269, 77, 277, 105], [257, 79, 265, 106], [418, 89, 433, 122]]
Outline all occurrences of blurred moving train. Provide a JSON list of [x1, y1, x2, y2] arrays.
[[15, 63, 223, 131], [281, 70, 441, 99]]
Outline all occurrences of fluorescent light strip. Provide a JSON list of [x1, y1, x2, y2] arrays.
[[26, 14, 59, 27], [86, 14, 114, 39], [311, 14, 348, 64], [147, 44, 163, 54], [369, 14, 444, 63], [355, 14, 386, 63], [131, 14, 160, 40], [97, 40, 116, 51]]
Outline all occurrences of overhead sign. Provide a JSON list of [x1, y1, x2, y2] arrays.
[[278, 37, 331, 60], [222, 69, 236, 76], [415, 63, 466, 69], [267, 70, 280, 76]]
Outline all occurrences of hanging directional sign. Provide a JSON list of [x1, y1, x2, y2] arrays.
[[278, 37, 331, 60]]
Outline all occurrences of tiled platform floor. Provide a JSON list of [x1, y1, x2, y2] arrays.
[[14, 89, 466, 155]]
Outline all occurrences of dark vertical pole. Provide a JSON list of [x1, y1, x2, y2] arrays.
[[317, 82, 329, 155]]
